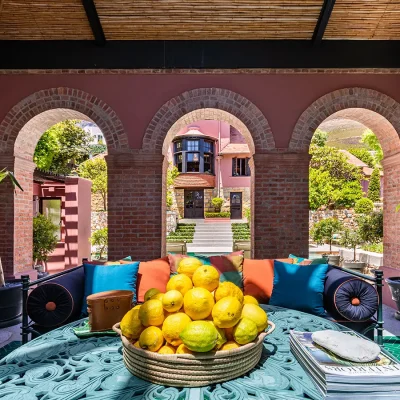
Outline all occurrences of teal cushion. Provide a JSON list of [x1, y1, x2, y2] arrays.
[[289, 254, 306, 263], [270, 260, 329, 317], [82, 262, 140, 314], [311, 258, 328, 265]]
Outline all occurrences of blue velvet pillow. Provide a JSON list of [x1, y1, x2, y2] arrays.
[[82, 262, 140, 314], [270, 260, 329, 317]]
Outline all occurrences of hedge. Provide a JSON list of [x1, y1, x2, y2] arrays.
[[205, 212, 231, 218]]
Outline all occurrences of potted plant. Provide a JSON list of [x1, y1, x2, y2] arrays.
[[311, 218, 343, 266], [339, 227, 365, 270], [90, 227, 108, 260], [0, 168, 24, 327]]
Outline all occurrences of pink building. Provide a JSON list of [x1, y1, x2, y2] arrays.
[[167, 120, 251, 219]]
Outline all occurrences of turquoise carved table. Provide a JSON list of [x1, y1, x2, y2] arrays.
[[0, 305, 343, 399]]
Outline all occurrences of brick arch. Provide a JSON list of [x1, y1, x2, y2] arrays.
[[289, 87, 400, 157], [142, 88, 275, 154], [0, 87, 129, 158]]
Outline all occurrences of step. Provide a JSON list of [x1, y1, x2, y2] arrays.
[[194, 233, 233, 238], [191, 239, 233, 245], [195, 227, 232, 232]]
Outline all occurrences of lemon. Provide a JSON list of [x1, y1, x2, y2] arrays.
[[224, 326, 234, 341], [139, 299, 165, 327], [212, 296, 242, 328], [243, 295, 259, 306], [133, 340, 141, 348], [162, 312, 192, 346], [139, 326, 164, 352], [241, 304, 268, 333], [215, 282, 244, 304], [176, 344, 193, 355], [133, 304, 141, 310], [233, 317, 258, 345], [183, 288, 215, 320], [177, 257, 203, 278], [207, 321, 227, 350], [120, 307, 144, 340], [166, 274, 193, 296], [144, 288, 161, 302], [158, 344, 176, 354], [220, 340, 241, 351], [162, 290, 184, 312], [151, 293, 164, 302], [192, 265, 220, 292], [180, 321, 218, 352]]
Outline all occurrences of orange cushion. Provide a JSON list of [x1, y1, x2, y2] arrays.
[[243, 258, 293, 304], [136, 257, 170, 303]]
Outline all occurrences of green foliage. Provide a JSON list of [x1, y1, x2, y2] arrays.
[[89, 144, 107, 157], [309, 145, 363, 210], [367, 168, 381, 202], [205, 212, 231, 218], [0, 169, 23, 191], [78, 157, 108, 210], [354, 198, 374, 214], [244, 207, 251, 223], [361, 242, 383, 253], [361, 129, 383, 165], [167, 224, 195, 243], [90, 227, 108, 260], [347, 148, 376, 168], [232, 223, 250, 240], [357, 211, 383, 245], [340, 228, 363, 261], [34, 120, 92, 175], [166, 164, 179, 209], [311, 129, 328, 147], [311, 218, 344, 252], [211, 197, 224, 212], [33, 214, 59, 265]]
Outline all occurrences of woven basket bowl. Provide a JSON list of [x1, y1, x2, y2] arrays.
[[113, 320, 275, 387]]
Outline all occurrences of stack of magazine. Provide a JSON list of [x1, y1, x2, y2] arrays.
[[290, 330, 400, 399]]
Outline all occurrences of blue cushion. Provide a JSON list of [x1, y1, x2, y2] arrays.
[[270, 260, 329, 317], [82, 262, 140, 314]]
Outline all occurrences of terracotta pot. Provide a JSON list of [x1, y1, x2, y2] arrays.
[[386, 277, 400, 321]]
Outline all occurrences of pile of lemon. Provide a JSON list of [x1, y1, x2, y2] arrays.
[[120, 257, 268, 354]]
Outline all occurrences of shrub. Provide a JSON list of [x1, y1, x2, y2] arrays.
[[311, 218, 344, 253], [211, 197, 224, 212], [340, 227, 363, 261], [362, 242, 383, 253], [354, 198, 374, 214], [367, 168, 381, 202], [90, 227, 108, 260], [244, 207, 251, 224], [357, 211, 383, 244], [33, 214, 59, 266], [205, 212, 230, 218]]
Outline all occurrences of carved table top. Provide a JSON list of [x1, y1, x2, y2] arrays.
[[0, 305, 343, 399]]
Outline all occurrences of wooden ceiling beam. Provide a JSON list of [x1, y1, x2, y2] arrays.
[[81, 0, 106, 46], [312, 0, 336, 46]]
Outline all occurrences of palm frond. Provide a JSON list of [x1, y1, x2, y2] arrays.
[[0, 168, 24, 191]]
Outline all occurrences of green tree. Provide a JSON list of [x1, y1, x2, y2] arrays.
[[33, 214, 59, 267], [90, 227, 108, 260], [348, 148, 376, 168], [78, 157, 108, 210], [340, 227, 363, 262], [311, 218, 344, 253], [166, 164, 179, 209], [34, 120, 92, 175], [357, 211, 383, 245], [311, 129, 328, 147], [89, 144, 107, 157], [361, 129, 383, 165], [354, 198, 374, 214], [367, 168, 381, 202]]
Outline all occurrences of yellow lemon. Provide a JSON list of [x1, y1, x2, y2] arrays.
[[133, 305, 141, 310], [166, 274, 193, 296], [162, 290, 184, 313], [233, 317, 258, 345], [176, 344, 193, 355], [177, 257, 203, 278], [133, 340, 141, 348], [183, 288, 215, 320], [220, 340, 241, 351], [151, 293, 164, 302], [180, 321, 218, 352], [224, 326, 234, 341], [241, 304, 268, 333], [243, 295, 259, 306], [139, 299, 165, 327], [192, 265, 220, 292], [144, 288, 161, 302], [214, 282, 244, 304], [120, 307, 144, 340], [207, 321, 227, 350], [139, 326, 164, 352], [158, 344, 176, 354], [212, 296, 242, 328], [162, 312, 192, 346]]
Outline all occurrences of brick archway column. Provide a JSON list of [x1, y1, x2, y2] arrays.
[[382, 153, 400, 270], [106, 151, 165, 262], [252, 152, 310, 259]]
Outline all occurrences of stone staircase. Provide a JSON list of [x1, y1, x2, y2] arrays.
[[186, 220, 233, 254]]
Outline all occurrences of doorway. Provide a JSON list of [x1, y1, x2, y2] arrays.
[[184, 189, 204, 218], [230, 192, 242, 219]]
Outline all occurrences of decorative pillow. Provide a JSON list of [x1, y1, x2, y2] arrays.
[[289, 254, 312, 265], [85, 256, 132, 266], [270, 260, 329, 317], [136, 257, 171, 303], [311, 258, 328, 265], [242, 258, 293, 304], [82, 261, 140, 314]]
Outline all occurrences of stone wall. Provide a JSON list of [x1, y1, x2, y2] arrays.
[[166, 211, 178, 233], [309, 209, 358, 231], [92, 211, 107, 234]]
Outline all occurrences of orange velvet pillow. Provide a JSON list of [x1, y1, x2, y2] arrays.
[[136, 257, 171, 303], [243, 258, 293, 304]]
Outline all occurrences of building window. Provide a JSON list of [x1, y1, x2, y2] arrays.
[[174, 140, 182, 152], [175, 154, 183, 172], [204, 154, 213, 173], [40, 198, 62, 241], [187, 140, 200, 152], [232, 158, 250, 176], [204, 140, 213, 153], [187, 152, 200, 172]]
